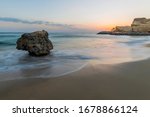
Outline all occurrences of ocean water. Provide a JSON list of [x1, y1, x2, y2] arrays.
[[0, 32, 150, 81]]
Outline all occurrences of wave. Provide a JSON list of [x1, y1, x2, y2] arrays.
[[0, 35, 19, 38], [50, 34, 99, 38], [0, 50, 88, 81], [0, 41, 16, 46], [0, 32, 23, 34]]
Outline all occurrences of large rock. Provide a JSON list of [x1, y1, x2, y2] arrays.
[[16, 30, 53, 56]]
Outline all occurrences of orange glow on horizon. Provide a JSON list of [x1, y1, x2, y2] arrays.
[[82, 24, 116, 31], [79, 24, 114, 31], [83, 21, 132, 31], [95, 25, 115, 31]]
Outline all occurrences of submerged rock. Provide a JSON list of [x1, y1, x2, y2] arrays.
[[16, 30, 53, 56]]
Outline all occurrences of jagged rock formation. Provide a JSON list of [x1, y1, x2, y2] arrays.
[[16, 30, 53, 56], [98, 18, 150, 35]]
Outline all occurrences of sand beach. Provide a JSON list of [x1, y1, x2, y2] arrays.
[[0, 58, 150, 100]]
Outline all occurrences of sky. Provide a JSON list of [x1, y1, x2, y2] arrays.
[[0, 0, 150, 32]]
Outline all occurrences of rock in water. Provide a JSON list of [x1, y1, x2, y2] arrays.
[[16, 30, 53, 56]]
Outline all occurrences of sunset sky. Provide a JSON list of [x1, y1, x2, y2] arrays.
[[0, 0, 150, 32]]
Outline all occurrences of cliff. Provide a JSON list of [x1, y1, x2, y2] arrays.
[[98, 18, 150, 35], [131, 18, 150, 32]]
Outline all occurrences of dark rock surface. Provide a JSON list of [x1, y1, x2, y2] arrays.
[[16, 30, 53, 56], [97, 31, 112, 35], [97, 31, 150, 36]]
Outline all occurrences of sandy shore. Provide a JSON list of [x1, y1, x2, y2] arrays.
[[0, 58, 150, 100]]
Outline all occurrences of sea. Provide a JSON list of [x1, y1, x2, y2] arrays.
[[0, 32, 150, 81]]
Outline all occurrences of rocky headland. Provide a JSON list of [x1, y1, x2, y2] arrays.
[[98, 18, 150, 35], [16, 30, 53, 56]]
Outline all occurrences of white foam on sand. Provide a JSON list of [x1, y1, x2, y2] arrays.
[[0, 49, 88, 81]]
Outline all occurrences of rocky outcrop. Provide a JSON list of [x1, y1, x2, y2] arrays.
[[98, 18, 150, 35], [131, 18, 150, 27], [111, 26, 132, 32], [132, 18, 150, 32], [16, 30, 53, 56]]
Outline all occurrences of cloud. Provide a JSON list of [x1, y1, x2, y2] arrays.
[[0, 17, 74, 29], [0, 17, 95, 33]]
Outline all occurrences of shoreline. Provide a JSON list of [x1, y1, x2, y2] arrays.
[[0, 58, 150, 100]]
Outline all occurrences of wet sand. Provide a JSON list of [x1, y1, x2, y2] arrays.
[[0, 58, 150, 100]]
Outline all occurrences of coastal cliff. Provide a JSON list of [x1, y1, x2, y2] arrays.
[[132, 18, 150, 32], [98, 18, 150, 35]]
